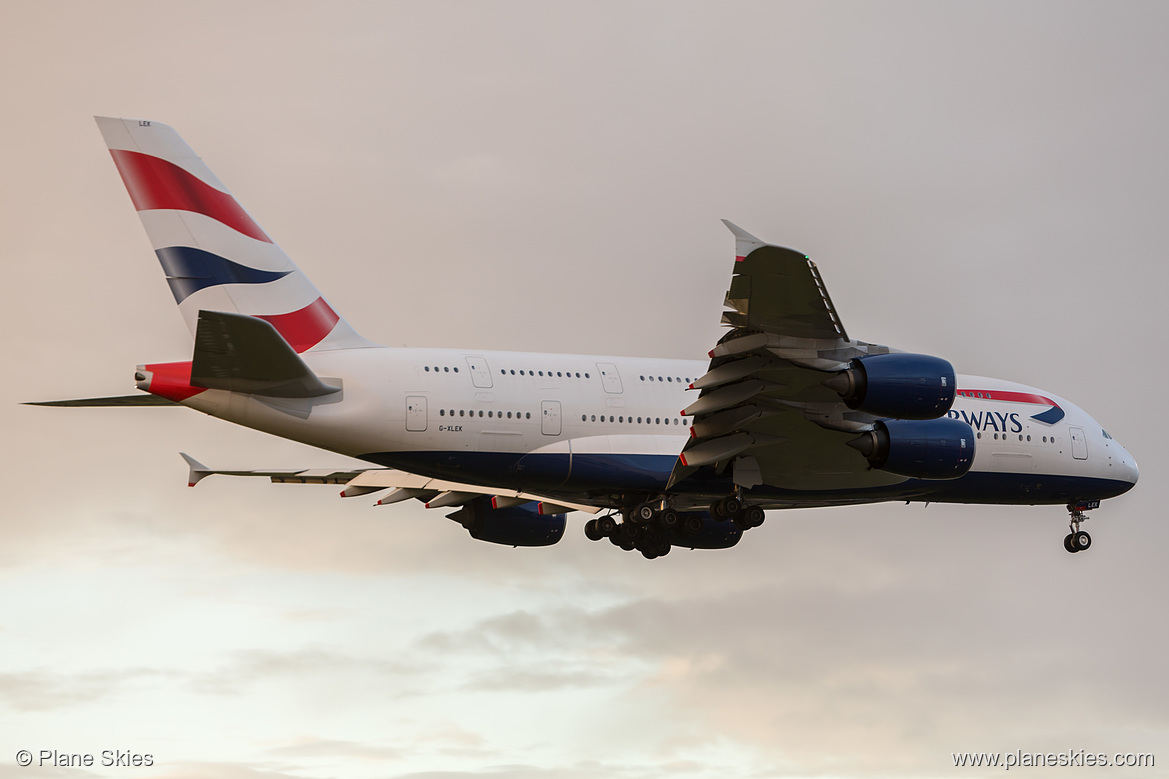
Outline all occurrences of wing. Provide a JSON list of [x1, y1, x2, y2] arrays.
[[179, 453, 601, 515], [669, 222, 906, 494]]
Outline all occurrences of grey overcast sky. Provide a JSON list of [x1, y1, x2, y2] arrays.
[[2, 2, 1167, 778]]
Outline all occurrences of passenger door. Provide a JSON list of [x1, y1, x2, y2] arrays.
[[465, 356, 493, 388], [541, 400, 562, 436], [406, 396, 428, 432], [1069, 427, 1088, 460], [596, 362, 623, 394]]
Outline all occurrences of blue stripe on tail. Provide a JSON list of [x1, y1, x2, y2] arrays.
[[155, 246, 291, 303]]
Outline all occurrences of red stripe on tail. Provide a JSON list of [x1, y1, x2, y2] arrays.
[[257, 297, 340, 353], [109, 150, 271, 243]]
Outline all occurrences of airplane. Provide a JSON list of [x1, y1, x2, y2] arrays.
[[29, 117, 1139, 559]]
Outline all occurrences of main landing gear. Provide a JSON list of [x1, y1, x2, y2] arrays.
[[1063, 499, 1100, 554], [710, 495, 766, 531], [584, 508, 673, 559], [583, 496, 766, 560]]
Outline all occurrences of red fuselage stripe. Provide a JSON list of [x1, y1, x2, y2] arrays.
[[958, 389, 1057, 406]]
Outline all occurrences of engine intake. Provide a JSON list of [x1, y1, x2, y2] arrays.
[[448, 499, 565, 546], [826, 353, 956, 419], [848, 418, 975, 480]]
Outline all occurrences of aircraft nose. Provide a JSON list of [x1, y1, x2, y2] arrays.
[[1127, 452, 1140, 485], [1118, 445, 1139, 488]]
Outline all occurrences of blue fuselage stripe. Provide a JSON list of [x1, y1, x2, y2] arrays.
[[359, 450, 1134, 507]]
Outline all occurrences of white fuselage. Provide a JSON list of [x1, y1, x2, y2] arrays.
[[170, 345, 1139, 509]]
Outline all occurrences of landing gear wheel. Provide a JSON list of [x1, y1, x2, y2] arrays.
[[596, 515, 617, 537], [681, 513, 704, 536], [584, 519, 603, 541], [657, 508, 679, 531], [1063, 533, 1077, 554], [721, 496, 742, 517], [617, 522, 641, 543], [633, 503, 657, 524], [743, 505, 765, 528], [733, 514, 752, 531], [1072, 530, 1092, 552]]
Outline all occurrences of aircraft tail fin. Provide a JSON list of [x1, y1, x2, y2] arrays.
[[95, 117, 372, 353]]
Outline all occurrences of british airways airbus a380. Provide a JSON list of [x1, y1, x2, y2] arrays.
[[32, 117, 1139, 559]]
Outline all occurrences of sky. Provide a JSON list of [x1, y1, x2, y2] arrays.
[[2, 1, 1167, 777]]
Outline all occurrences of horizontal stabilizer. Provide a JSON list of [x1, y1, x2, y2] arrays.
[[24, 394, 178, 407], [191, 310, 340, 398]]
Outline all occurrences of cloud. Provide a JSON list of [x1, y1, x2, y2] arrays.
[[185, 647, 426, 698], [0, 667, 179, 712], [265, 737, 404, 761]]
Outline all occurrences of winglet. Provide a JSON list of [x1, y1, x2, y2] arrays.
[[721, 219, 766, 262], [180, 452, 212, 487]]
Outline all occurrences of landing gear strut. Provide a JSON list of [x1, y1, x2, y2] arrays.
[[1063, 500, 1099, 554]]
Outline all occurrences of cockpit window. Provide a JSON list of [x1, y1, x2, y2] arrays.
[[1102, 429, 1113, 440]]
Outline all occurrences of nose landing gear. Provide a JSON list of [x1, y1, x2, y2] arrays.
[[1063, 499, 1100, 554]]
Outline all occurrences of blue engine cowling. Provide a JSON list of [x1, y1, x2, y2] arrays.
[[670, 512, 742, 549], [827, 353, 956, 420], [848, 417, 975, 479], [447, 499, 566, 546]]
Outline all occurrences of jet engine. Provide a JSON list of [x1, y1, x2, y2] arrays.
[[847, 417, 975, 479], [826, 353, 956, 419], [447, 499, 566, 546]]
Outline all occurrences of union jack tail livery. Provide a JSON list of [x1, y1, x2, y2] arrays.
[[95, 117, 369, 353]]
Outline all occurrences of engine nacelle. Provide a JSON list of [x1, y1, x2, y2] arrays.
[[447, 499, 565, 547], [669, 512, 742, 549], [848, 418, 975, 480], [826, 353, 956, 420]]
